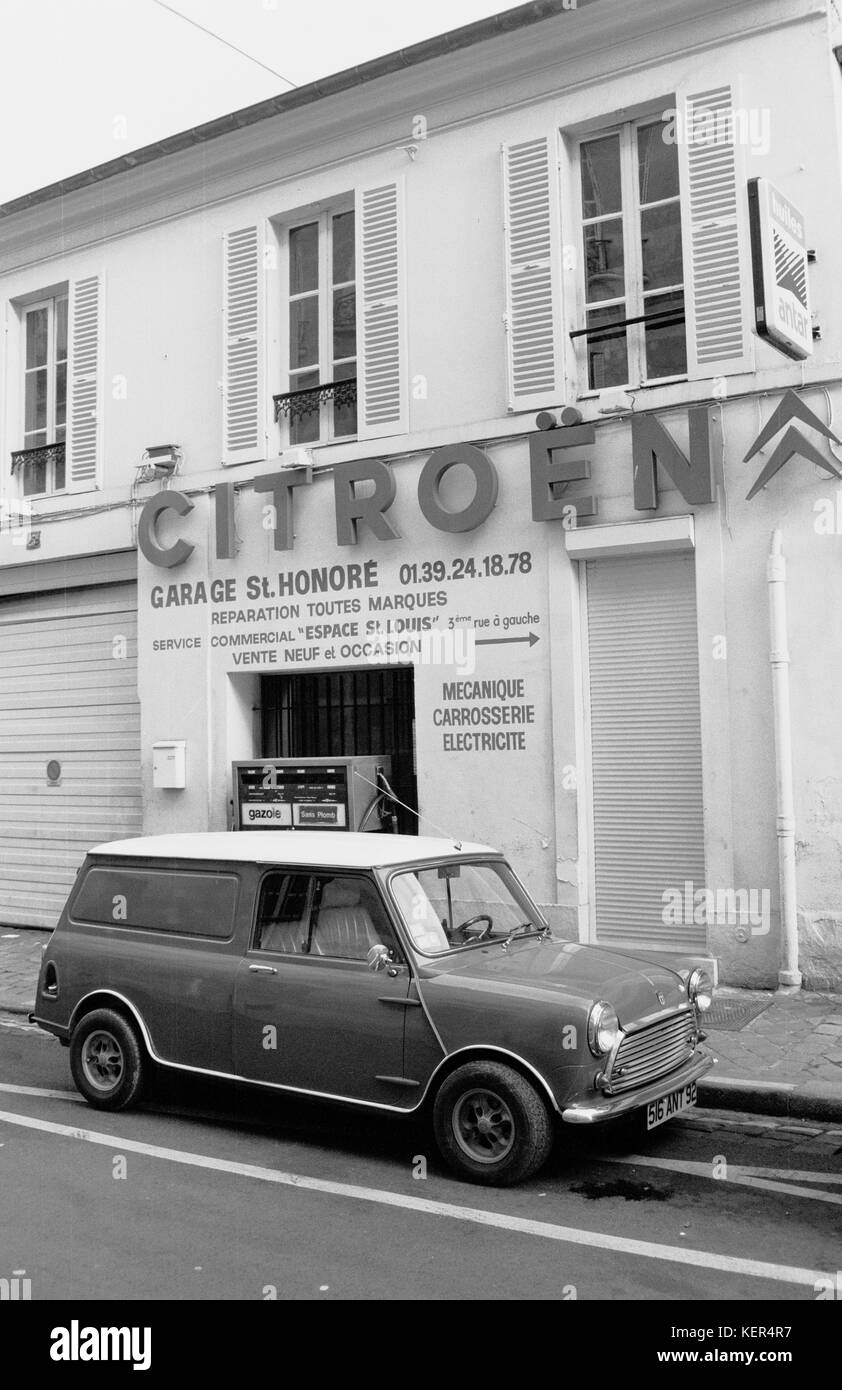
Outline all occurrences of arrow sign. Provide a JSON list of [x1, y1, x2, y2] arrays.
[[475, 633, 539, 648]]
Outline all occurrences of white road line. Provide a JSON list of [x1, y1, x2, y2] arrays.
[[0, 1082, 77, 1100], [607, 1154, 842, 1204], [0, 1106, 828, 1289]]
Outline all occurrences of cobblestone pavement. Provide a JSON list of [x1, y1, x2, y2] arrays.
[[707, 987, 842, 1087], [1, 929, 840, 1099]]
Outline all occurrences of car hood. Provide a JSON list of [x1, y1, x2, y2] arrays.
[[418, 937, 687, 1021]]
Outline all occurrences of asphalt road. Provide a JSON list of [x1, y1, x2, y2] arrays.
[[1, 1013, 840, 1303]]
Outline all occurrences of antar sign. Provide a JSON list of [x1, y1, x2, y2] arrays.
[[137, 410, 715, 568]]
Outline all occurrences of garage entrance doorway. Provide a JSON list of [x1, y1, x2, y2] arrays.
[[260, 667, 418, 833]]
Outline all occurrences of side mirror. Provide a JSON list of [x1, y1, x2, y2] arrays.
[[367, 943, 391, 973]]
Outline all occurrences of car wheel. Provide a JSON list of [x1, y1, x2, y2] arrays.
[[69, 1008, 147, 1111], [432, 1061, 553, 1186]]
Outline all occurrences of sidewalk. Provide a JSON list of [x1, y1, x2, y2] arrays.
[[2, 928, 841, 1122]]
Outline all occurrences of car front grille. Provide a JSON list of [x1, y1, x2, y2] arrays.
[[604, 1010, 697, 1094]]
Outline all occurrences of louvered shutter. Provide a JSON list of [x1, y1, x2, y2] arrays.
[[586, 554, 707, 951], [678, 86, 752, 378], [356, 180, 407, 440], [222, 225, 265, 466], [67, 274, 103, 492], [502, 136, 561, 410]]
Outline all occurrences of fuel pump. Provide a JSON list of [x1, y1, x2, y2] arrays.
[[232, 756, 396, 831]]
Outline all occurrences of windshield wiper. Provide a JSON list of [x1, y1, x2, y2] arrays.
[[500, 922, 546, 951]]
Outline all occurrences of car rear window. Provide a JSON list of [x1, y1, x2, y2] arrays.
[[71, 864, 239, 938]]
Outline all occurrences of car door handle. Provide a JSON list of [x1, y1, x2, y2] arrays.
[[248, 963, 277, 975]]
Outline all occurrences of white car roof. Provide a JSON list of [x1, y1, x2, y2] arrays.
[[89, 831, 498, 869]]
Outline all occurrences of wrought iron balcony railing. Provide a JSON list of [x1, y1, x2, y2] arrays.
[[11, 441, 65, 474], [273, 378, 357, 424]]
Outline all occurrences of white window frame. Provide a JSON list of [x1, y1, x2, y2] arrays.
[[573, 113, 687, 395], [281, 201, 357, 447], [18, 292, 69, 497]]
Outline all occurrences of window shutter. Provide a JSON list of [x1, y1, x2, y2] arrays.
[[502, 136, 561, 411], [585, 554, 707, 951], [67, 274, 103, 492], [678, 86, 753, 378], [222, 225, 266, 466], [356, 179, 407, 441]]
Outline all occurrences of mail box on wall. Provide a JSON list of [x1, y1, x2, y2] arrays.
[[232, 757, 393, 831], [153, 741, 187, 789]]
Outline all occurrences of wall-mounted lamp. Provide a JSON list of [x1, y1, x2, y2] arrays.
[[534, 407, 583, 430], [136, 444, 181, 484]]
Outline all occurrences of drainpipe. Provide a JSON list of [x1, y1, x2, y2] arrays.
[[767, 529, 801, 988]]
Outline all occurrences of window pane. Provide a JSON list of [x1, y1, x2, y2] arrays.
[[584, 218, 625, 303], [581, 134, 621, 218], [586, 304, 628, 389], [72, 867, 239, 937], [332, 285, 356, 361], [332, 211, 355, 285], [310, 875, 392, 960], [55, 297, 68, 362], [289, 223, 318, 295], [256, 873, 312, 953], [333, 359, 357, 438], [289, 296, 319, 370], [26, 308, 49, 370], [25, 368, 48, 434], [22, 458, 47, 496], [644, 291, 687, 379], [641, 202, 683, 291], [638, 120, 679, 204], [289, 368, 320, 444], [54, 446, 66, 489], [55, 361, 67, 429]]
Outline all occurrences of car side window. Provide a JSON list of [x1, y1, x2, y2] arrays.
[[256, 872, 400, 962], [255, 874, 313, 954]]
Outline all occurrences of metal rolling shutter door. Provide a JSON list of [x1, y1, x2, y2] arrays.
[[0, 583, 141, 929], [586, 554, 706, 950]]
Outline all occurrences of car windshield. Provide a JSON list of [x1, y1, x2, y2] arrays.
[[390, 860, 545, 955]]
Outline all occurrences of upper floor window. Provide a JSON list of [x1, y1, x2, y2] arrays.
[[284, 208, 357, 445], [18, 293, 68, 495], [578, 115, 686, 390]]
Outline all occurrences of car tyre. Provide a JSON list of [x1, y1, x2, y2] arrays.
[[432, 1061, 553, 1186], [69, 1008, 147, 1111]]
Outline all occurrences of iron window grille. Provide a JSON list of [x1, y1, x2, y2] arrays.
[[11, 441, 66, 495], [273, 378, 358, 425]]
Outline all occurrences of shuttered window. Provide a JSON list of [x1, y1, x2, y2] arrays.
[[356, 180, 407, 440], [677, 85, 752, 376], [585, 554, 706, 951], [502, 136, 560, 409], [0, 583, 141, 929], [66, 274, 103, 491], [222, 225, 265, 466]]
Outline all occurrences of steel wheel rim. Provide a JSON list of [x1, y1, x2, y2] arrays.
[[81, 1029, 124, 1092], [452, 1087, 515, 1164]]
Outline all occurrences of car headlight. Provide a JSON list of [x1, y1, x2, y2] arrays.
[[687, 967, 713, 1012], [587, 1001, 620, 1056]]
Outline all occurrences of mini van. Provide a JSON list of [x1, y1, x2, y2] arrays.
[[32, 831, 715, 1186]]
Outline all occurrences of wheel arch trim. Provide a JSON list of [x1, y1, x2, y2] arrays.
[[420, 1045, 560, 1114], [69, 990, 156, 1054]]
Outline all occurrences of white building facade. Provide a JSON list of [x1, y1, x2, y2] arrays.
[[1, 0, 841, 989]]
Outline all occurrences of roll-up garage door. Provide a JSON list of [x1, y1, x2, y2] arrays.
[[586, 553, 706, 951], [0, 583, 141, 928]]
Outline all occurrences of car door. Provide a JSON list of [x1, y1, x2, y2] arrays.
[[232, 869, 414, 1105]]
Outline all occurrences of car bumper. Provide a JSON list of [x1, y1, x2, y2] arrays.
[[560, 1047, 715, 1124]]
